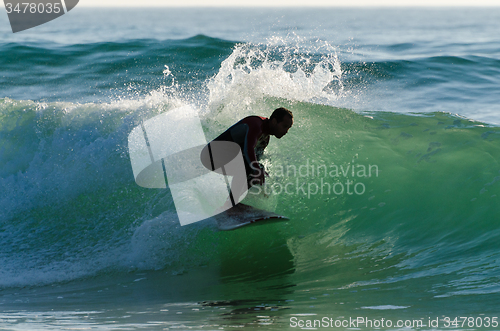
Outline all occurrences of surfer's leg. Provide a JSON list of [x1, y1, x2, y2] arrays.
[[218, 164, 250, 210], [221, 170, 247, 209]]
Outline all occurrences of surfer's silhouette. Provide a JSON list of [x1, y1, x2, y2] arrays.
[[201, 107, 293, 208]]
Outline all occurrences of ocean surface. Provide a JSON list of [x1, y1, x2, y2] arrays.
[[1, 7, 500, 330]]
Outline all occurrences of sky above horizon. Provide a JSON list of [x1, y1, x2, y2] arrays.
[[79, 0, 500, 7]]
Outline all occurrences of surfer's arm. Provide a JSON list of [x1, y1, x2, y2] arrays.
[[240, 117, 267, 184], [241, 116, 262, 164], [223, 116, 267, 185]]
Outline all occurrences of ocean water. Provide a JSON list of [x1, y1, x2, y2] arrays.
[[1, 7, 500, 330]]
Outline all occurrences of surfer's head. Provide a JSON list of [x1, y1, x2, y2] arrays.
[[269, 107, 293, 139]]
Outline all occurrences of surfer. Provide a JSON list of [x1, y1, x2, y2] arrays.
[[201, 107, 293, 207]]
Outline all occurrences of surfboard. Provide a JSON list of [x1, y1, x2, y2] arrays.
[[214, 203, 289, 231]]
